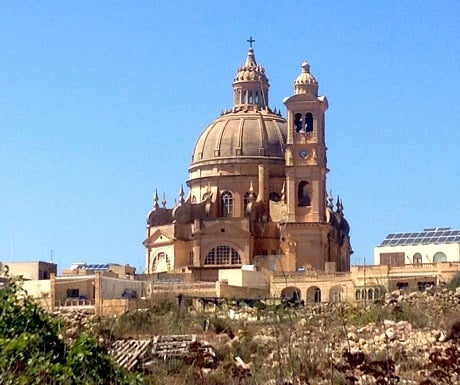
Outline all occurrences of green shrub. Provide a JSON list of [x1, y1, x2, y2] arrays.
[[0, 264, 145, 385], [448, 272, 460, 289]]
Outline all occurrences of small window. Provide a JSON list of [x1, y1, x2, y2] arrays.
[[269, 192, 281, 202], [418, 281, 434, 291], [305, 113, 313, 132], [66, 289, 79, 298], [294, 113, 303, 132], [221, 191, 233, 217], [367, 288, 374, 300], [297, 181, 311, 207], [397, 282, 409, 290], [314, 288, 321, 303], [413, 253, 422, 264]]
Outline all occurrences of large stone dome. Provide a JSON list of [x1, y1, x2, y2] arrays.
[[190, 110, 286, 168], [189, 44, 287, 172]]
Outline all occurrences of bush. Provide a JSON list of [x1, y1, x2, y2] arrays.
[[0, 264, 145, 385], [448, 272, 460, 290]]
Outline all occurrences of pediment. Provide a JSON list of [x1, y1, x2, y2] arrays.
[[143, 229, 174, 247], [193, 220, 251, 237]]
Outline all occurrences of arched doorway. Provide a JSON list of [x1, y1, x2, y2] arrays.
[[306, 286, 322, 303], [329, 285, 344, 303], [281, 286, 301, 305]]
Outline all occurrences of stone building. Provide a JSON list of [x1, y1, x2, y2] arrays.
[[374, 227, 460, 266], [144, 41, 352, 281]]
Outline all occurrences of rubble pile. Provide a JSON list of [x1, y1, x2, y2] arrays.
[[53, 286, 460, 383]]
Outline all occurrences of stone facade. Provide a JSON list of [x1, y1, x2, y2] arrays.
[[144, 43, 352, 281]]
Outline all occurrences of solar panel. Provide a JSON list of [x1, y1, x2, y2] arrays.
[[379, 227, 460, 247]]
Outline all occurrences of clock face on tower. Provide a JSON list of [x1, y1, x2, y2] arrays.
[[299, 149, 308, 159]]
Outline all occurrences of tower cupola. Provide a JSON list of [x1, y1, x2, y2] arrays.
[[232, 37, 269, 110], [294, 61, 318, 96]]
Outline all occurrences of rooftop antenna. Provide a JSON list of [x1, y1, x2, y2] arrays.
[[50, 249, 53, 263]]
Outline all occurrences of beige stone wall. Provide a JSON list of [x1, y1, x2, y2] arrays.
[[192, 268, 219, 282], [108, 264, 136, 277], [218, 268, 269, 290], [99, 298, 151, 317], [3, 261, 56, 280], [22, 279, 51, 299], [100, 276, 146, 299], [54, 276, 95, 302], [216, 281, 269, 299], [173, 240, 191, 269]]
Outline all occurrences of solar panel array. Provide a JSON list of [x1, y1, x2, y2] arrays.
[[379, 228, 460, 247], [85, 263, 110, 270]]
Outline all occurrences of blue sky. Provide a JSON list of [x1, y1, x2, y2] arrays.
[[1, 2, 459, 272]]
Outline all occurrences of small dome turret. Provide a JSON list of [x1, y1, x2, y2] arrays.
[[294, 61, 318, 96]]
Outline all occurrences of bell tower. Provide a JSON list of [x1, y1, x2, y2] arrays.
[[283, 61, 329, 223]]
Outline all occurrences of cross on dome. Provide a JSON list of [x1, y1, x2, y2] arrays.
[[247, 36, 255, 48]]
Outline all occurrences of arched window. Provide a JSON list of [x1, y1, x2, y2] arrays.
[[294, 113, 303, 132], [221, 191, 233, 217], [305, 113, 313, 132], [433, 252, 447, 263], [152, 252, 170, 273], [332, 291, 341, 303], [413, 253, 422, 264], [355, 289, 362, 301], [204, 246, 241, 265], [243, 191, 257, 215], [297, 181, 311, 207], [367, 288, 374, 300]]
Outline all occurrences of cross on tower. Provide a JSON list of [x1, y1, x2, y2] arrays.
[[247, 36, 255, 48]]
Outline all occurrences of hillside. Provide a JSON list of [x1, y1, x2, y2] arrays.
[[1, 264, 459, 384], [63, 285, 460, 385]]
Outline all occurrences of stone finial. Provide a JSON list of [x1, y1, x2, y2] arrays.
[[153, 189, 159, 209], [248, 181, 255, 201], [179, 184, 185, 205], [336, 196, 343, 214], [161, 193, 167, 208], [327, 191, 334, 209]]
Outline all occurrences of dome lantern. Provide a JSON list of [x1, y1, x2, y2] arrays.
[[294, 61, 319, 96], [232, 37, 269, 110]]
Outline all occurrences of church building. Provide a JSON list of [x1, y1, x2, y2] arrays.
[[144, 41, 352, 282]]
